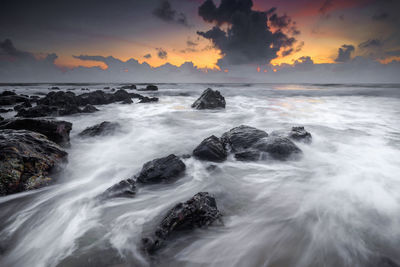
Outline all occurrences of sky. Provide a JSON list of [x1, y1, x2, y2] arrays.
[[0, 0, 399, 83]]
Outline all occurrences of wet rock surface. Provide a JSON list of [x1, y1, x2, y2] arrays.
[[0, 95, 30, 105], [139, 96, 158, 103], [78, 121, 120, 137], [193, 135, 227, 162], [254, 136, 302, 160], [271, 126, 312, 143], [221, 125, 268, 152], [135, 154, 186, 184], [142, 192, 221, 253], [0, 118, 72, 147], [138, 84, 158, 91], [98, 179, 136, 200], [191, 88, 226, 110], [81, 104, 99, 113], [0, 129, 67, 195]]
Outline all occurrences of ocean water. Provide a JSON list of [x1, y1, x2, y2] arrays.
[[0, 83, 400, 267]]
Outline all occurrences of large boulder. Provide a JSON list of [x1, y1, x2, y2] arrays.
[[253, 136, 302, 160], [138, 84, 158, 91], [271, 126, 312, 144], [16, 104, 59, 118], [0, 118, 72, 147], [78, 121, 120, 137], [191, 88, 225, 110], [221, 125, 268, 152], [38, 91, 81, 107], [135, 154, 186, 184], [113, 89, 132, 101], [193, 135, 227, 162], [78, 90, 114, 105], [0, 129, 67, 195], [142, 192, 221, 253], [98, 179, 136, 200], [0, 95, 30, 105]]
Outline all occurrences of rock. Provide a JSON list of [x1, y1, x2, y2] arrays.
[[120, 84, 136, 90], [138, 84, 158, 91], [113, 89, 132, 102], [79, 90, 113, 105], [98, 179, 136, 200], [0, 129, 67, 195], [0, 108, 13, 113], [0, 118, 72, 146], [121, 98, 133, 104], [129, 93, 144, 99], [0, 95, 30, 105], [16, 105, 59, 118], [221, 125, 268, 152], [191, 88, 225, 110], [271, 126, 312, 144], [193, 135, 227, 162], [142, 192, 221, 253], [50, 86, 60, 90], [0, 91, 16, 97], [0, 116, 3, 121], [38, 91, 81, 107], [103, 87, 110, 89], [81, 104, 99, 113], [13, 101, 32, 112], [135, 154, 186, 184], [79, 121, 120, 137], [253, 136, 302, 160], [234, 150, 262, 161], [139, 97, 158, 103]]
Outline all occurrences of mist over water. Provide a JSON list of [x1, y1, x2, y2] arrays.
[[1, 83, 400, 267]]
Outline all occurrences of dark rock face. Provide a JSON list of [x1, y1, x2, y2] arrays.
[[0, 91, 16, 97], [0, 116, 3, 121], [38, 91, 81, 107], [139, 97, 158, 103], [142, 192, 221, 253], [0, 119, 72, 147], [13, 101, 32, 112], [120, 84, 136, 90], [98, 179, 136, 200], [16, 105, 59, 118], [121, 98, 133, 104], [0, 95, 30, 105], [78, 121, 120, 137], [234, 150, 261, 161], [271, 126, 312, 144], [193, 135, 227, 162], [81, 104, 99, 113], [138, 84, 158, 91], [135, 154, 186, 184], [221, 125, 268, 152], [254, 136, 302, 160], [191, 88, 226, 110], [0, 129, 67, 195]]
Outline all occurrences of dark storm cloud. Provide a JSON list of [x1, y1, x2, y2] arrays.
[[372, 12, 389, 21], [157, 48, 168, 59], [0, 39, 31, 58], [196, 0, 297, 66], [143, 54, 152, 59], [319, 0, 333, 14], [335, 44, 355, 63], [153, 0, 189, 27], [358, 39, 382, 49]]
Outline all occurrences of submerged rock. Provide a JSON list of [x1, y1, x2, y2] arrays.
[[191, 88, 226, 110], [78, 121, 120, 137], [142, 192, 221, 253], [13, 101, 32, 112], [0, 118, 72, 147], [135, 154, 186, 184], [253, 136, 302, 160], [271, 126, 312, 144], [99, 179, 136, 200], [138, 84, 158, 91], [0, 129, 67, 195], [120, 84, 137, 90], [139, 96, 158, 103], [81, 104, 99, 113], [221, 125, 268, 152], [193, 135, 227, 162]]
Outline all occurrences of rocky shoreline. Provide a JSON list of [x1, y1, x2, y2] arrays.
[[0, 85, 314, 257]]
